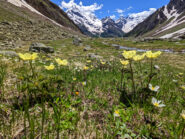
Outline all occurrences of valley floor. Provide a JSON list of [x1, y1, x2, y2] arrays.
[[0, 38, 185, 138]]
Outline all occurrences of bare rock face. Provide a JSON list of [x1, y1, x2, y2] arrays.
[[29, 43, 54, 53]]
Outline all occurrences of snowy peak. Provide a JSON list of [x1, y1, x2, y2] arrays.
[[126, 0, 185, 39], [66, 8, 103, 35]]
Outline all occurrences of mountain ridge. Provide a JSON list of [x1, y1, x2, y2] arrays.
[[126, 0, 185, 39], [65, 7, 156, 37]]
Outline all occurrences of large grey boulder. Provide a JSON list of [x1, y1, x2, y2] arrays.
[[0, 51, 18, 57], [29, 43, 54, 53], [73, 37, 82, 46]]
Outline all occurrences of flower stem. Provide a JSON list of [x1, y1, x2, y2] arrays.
[[129, 61, 136, 94]]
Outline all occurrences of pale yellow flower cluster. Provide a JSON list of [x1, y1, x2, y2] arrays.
[[55, 58, 68, 66], [146, 51, 161, 59], [120, 60, 129, 66], [133, 53, 145, 61], [121, 50, 161, 66], [122, 50, 136, 59], [45, 64, 55, 70], [18, 53, 38, 61]]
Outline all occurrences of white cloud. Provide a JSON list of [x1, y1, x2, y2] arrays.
[[127, 6, 133, 10], [129, 8, 156, 18], [61, 0, 103, 18], [116, 9, 124, 14], [110, 15, 116, 19]]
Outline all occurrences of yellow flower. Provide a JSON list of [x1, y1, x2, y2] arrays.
[[18, 53, 38, 61], [181, 110, 185, 120], [55, 58, 68, 66], [100, 60, 106, 65], [75, 91, 79, 95], [181, 85, 185, 90], [114, 110, 120, 117], [146, 51, 161, 59], [45, 64, 55, 70], [83, 66, 89, 70], [82, 81, 86, 86], [122, 50, 136, 59], [179, 73, 183, 76], [87, 60, 91, 63], [120, 60, 129, 65], [73, 78, 77, 81], [133, 54, 145, 61]]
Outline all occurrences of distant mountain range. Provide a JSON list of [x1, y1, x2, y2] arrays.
[[65, 0, 185, 39], [66, 7, 156, 37], [126, 0, 185, 39], [2, 0, 185, 39]]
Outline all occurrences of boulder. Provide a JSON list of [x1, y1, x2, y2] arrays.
[[0, 51, 18, 57], [87, 53, 102, 59], [29, 43, 54, 53], [73, 37, 82, 46], [83, 45, 91, 51]]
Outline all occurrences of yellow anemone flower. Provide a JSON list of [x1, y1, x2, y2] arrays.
[[133, 54, 145, 61], [181, 110, 185, 120], [146, 51, 161, 59], [122, 50, 136, 59], [18, 53, 38, 61], [120, 60, 129, 65], [73, 78, 77, 81], [87, 60, 91, 63], [45, 64, 55, 70], [181, 85, 185, 90], [82, 81, 86, 86], [100, 60, 106, 65], [83, 66, 89, 70], [55, 58, 68, 66]]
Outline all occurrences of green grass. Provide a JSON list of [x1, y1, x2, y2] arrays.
[[0, 38, 185, 138]]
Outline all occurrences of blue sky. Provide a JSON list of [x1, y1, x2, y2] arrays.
[[51, 0, 170, 19]]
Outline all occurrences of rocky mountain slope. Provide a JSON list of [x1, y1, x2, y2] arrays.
[[126, 0, 185, 39], [0, 0, 82, 49], [66, 7, 155, 37], [101, 17, 124, 37]]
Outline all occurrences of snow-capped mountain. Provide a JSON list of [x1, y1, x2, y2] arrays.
[[126, 0, 185, 39], [115, 8, 156, 33], [66, 7, 103, 36]]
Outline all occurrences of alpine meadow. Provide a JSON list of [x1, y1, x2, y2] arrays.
[[0, 0, 185, 138]]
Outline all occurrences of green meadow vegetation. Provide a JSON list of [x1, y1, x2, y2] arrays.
[[0, 38, 185, 138]]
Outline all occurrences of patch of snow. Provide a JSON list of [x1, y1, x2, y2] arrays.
[[163, 5, 171, 19], [160, 28, 185, 38], [122, 8, 156, 33], [154, 6, 185, 36]]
